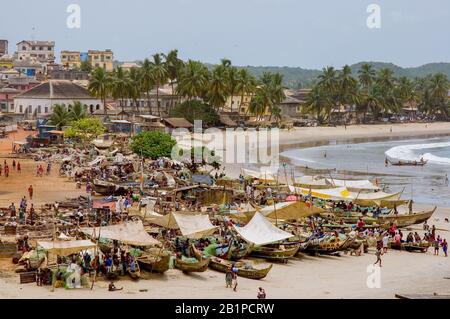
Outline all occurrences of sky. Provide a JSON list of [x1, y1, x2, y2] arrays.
[[0, 0, 449, 69]]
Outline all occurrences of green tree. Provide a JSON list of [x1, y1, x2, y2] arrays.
[[170, 100, 219, 127], [163, 49, 184, 112], [64, 118, 105, 146], [80, 60, 92, 73], [177, 60, 210, 100], [150, 53, 169, 117], [68, 101, 88, 121], [128, 67, 143, 113], [131, 131, 177, 159], [111, 67, 131, 115], [302, 86, 332, 124], [140, 58, 155, 114], [49, 104, 71, 129], [207, 64, 228, 109], [236, 69, 256, 114], [88, 68, 111, 115]]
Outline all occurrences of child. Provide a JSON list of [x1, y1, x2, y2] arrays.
[[442, 239, 448, 257], [374, 247, 382, 267]]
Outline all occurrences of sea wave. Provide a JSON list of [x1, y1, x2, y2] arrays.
[[385, 142, 450, 165]]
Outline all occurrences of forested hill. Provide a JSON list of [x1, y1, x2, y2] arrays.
[[239, 62, 450, 89], [116, 60, 450, 89]]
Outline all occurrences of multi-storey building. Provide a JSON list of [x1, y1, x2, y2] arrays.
[[0, 39, 8, 56], [60, 50, 82, 69], [16, 40, 55, 63], [88, 49, 114, 72]]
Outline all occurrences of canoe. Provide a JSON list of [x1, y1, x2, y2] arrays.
[[251, 244, 300, 261], [209, 257, 273, 280], [302, 237, 348, 254], [137, 250, 171, 274], [127, 260, 141, 279], [389, 241, 430, 252], [228, 243, 253, 261], [377, 207, 436, 228], [93, 180, 130, 196], [174, 257, 210, 273]]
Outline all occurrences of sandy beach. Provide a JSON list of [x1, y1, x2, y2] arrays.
[[1, 123, 450, 299]]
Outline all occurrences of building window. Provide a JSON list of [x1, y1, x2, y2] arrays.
[[28, 105, 32, 113], [96, 104, 100, 110], [45, 106, 48, 113], [19, 105, 23, 113], [37, 105, 41, 113]]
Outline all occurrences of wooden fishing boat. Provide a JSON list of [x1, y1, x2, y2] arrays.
[[137, 250, 171, 274], [93, 180, 117, 196], [127, 259, 141, 279], [302, 237, 349, 255], [209, 257, 273, 280], [251, 243, 300, 262], [93, 180, 130, 196], [377, 207, 436, 228], [228, 243, 253, 260], [389, 241, 430, 252], [389, 159, 428, 166], [174, 257, 210, 273]]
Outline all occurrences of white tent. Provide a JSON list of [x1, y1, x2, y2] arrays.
[[147, 212, 217, 239], [80, 220, 161, 246], [233, 212, 294, 246], [37, 240, 96, 256], [327, 178, 379, 191]]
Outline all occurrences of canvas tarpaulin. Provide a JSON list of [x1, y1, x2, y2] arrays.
[[37, 240, 96, 256], [258, 201, 325, 220], [327, 178, 379, 191], [80, 220, 161, 246], [233, 212, 294, 246], [289, 186, 402, 206], [242, 168, 277, 182], [147, 212, 217, 239]]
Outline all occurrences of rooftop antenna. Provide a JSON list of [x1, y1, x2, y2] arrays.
[[30, 27, 36, 40]]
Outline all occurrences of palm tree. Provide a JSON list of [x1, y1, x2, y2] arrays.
[[236, 69, 256, 115], [163, 49, 184, 112], [177, 60, 210, 101], [88, 68, 111, 115], [317, 66, 339, 123], [111, 67, 131, 116], [397, 76, 416, 110], [68, 101, 87, 121], [128, 67, 143, 113], [150, 53, 169, 116], [49, 104, 71, 129], [140, 58, 155, 114], [357, 64, 376, 89], [302, 86, 332, 124], [426, 73, 450, 116], [207, 65, 228, 109]]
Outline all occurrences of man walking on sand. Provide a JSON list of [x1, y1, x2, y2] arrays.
[[28, 185, 34, 200]]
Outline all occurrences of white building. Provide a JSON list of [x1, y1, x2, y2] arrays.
[[17, 40, 55, 63], [13, 80, 103, 118]]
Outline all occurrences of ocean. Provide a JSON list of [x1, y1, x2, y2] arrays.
[[281, 136, 450, 207]]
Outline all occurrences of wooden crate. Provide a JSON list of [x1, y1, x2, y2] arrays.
[[20, 271, 37, 284]]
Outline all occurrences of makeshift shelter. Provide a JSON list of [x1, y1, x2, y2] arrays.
[[326, 178, 379, 191], [242, 168, 277, 183], [80, 220, 161, 246], [37, 240, 96, 256], [288, 185, 402, 207], [233, 212, 294, 246], [258, 201, 325, 220], [147, 212, 217, 239]]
